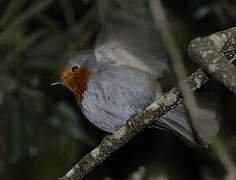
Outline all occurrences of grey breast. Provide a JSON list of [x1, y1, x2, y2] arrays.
[[80, 63, 157, 133]]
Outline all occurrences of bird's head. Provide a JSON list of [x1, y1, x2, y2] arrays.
[[52, 53, 96, 104]]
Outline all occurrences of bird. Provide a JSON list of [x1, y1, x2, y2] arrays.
[[52, 17, 219, 147]]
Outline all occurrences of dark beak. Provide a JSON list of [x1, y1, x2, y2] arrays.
[[51, 80, 63, 86]]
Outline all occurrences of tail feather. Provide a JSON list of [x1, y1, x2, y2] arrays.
[[153, 104, 219, 147]]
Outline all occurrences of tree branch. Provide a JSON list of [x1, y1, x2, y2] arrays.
[[59, 69, 208, 180], [189, 27, 236, 93]]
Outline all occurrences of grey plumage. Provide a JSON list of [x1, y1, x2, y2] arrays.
[[156, 105, 216, 147], [95, 17, 169, 78], [81, 62, 157, 133], [66, 17, 219, 147]]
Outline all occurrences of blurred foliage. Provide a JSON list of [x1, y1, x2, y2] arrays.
[[0, 0, 236, 180]]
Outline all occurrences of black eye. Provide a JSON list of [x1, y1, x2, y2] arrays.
[[72, 65, 79, 72]]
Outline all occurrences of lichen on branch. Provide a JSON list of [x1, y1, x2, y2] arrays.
[[189, 27, 236, 93]]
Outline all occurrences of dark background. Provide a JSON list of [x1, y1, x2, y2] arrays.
[[0, 0, 236, 180]]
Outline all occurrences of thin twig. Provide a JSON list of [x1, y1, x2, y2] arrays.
[[149, 0, 202, 145], [211, 139, 236, 180]]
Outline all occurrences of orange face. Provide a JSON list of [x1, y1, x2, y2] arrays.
[[60, 65, 90, 104]]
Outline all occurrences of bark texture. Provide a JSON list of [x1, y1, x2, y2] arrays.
[[189, 27, 236, 93]]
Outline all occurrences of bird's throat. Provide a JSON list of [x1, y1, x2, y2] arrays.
[[63, 67, 90, 104]]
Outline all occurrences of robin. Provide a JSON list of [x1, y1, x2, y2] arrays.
[[52, 18, 219, 147]]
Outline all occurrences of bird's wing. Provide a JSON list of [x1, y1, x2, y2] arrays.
[[95, 17, 169, 78]]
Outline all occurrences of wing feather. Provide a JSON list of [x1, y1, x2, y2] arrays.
[[95, 17, 169, 78]]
